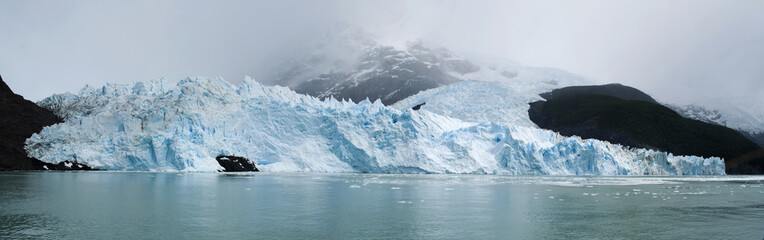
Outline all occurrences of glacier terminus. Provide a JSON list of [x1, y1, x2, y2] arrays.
[[24, 76, 724, 175]]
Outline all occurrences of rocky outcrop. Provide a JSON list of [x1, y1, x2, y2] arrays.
[[215, 155, 259, 172], [42, 160, 95, 170], [411, 102, 425, 110], [0, 74, 95, 170]]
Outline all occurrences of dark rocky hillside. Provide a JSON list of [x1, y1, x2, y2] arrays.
[[529, 84, 763, 174], [539, 83, 658, 103], [746, 132, 764, 148], [667, 104, 764, 148], [0, 75, 93, 170]]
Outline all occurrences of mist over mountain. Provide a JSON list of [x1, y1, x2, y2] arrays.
[[283, 43, 478, 104], [255, 28, 764, 141], [1, 0, 763, 174]]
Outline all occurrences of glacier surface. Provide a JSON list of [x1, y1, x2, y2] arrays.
[[27, 77, 724, 174]]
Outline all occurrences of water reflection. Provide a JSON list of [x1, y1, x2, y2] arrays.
[[0, 172, 763, 239]]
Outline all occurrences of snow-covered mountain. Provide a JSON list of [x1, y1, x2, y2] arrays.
[[667, 101, 764, 148], [287, 41, 478, 105], [668, 101, 764, 134], [26, 77, 724, 174], [270, 32, 592, 110], [666, 104, 724, 126], [261, 27, 489, 105]]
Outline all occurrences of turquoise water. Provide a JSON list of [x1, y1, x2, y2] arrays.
[[1, 172, 763, 239]]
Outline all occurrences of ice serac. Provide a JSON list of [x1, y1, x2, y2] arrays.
[[27, 77, 724, 175]]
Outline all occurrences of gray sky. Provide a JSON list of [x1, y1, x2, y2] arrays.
[[2, 0, 763, 105]]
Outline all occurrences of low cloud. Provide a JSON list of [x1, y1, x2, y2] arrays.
[[1, 0, 762, 105]]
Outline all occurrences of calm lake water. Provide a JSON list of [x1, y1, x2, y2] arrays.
[[1, 172, 763, 239]]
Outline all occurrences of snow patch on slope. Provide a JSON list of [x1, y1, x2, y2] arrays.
[[668, 99, 764, 134]]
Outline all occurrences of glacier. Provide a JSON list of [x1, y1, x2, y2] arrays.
[[392, 56, 593, 127], [26, 77, 724, 174]]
